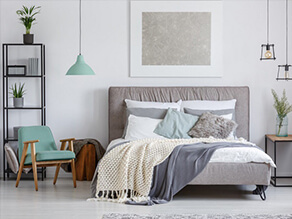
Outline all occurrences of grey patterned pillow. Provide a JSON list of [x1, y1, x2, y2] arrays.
[[188, 112, 238, 139]]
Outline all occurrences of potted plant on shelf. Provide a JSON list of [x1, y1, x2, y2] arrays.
[[10, 83, 26, 108], [272, 89, 292, 137], [16, 5, 41, 44]]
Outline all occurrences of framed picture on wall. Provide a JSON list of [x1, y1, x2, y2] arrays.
[[130, 1, 223, 78]]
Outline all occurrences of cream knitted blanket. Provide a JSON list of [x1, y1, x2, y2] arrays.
[[94, 137, 253, 203]]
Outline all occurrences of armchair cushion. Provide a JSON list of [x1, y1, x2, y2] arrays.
[[24, 150, 75, 165]]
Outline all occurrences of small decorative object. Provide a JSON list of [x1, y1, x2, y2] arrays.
[[277, 0, 291, 81], [7, 65, 26, 76], [66, 0, 95, 75], [16, 5, 41, 44], [27, 58, 39, 75], [260, 0, 276, 61], [271, 89, 292, 137], [13, 126, 22, 140], [10, 83, 26, 108]]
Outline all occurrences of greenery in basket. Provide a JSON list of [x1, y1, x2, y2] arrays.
[[16, 5, 41, 34], [9, 83, 26, 98], [271, 89, 292, 135]]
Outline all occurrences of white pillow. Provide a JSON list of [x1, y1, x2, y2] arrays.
[[181, 99, 236, 111], [124, 115, 166, 141], [125, 99, 182, 111]]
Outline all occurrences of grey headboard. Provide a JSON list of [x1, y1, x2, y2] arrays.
[[108, 87, 250, 142]]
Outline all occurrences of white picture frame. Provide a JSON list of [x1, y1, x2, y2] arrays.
[[130, 1, 223, 78]]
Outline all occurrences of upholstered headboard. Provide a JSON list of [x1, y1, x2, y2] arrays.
[[108, 87, 250, 142]]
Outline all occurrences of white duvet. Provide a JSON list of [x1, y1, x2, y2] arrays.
[[107, 138, 276, 168]]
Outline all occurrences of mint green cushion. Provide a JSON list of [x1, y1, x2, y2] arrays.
[[24, 150, 75, 165], [154, 108, 198, 139]]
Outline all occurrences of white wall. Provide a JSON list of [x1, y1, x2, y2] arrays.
[[1, 0, 292, 177]]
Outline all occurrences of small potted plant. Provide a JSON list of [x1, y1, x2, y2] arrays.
[[10, 83, 26, 108], [16, 5, 41, 44], [272, 89, 292, 137]]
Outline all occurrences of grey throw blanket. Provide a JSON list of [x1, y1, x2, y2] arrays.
[[62, 138, 105, 172], [91, 141, 260, 205]]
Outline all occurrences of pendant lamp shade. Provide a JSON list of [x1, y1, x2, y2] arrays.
[[66, 0, 95, 76], [66, 55, 95, 75], [260, 0, 276, 61], [277, 0, 291, 81]]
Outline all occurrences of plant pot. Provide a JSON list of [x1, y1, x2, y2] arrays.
[[276, 115, 288, 137], [13, 97, 24, 108], [23, 34, 34, 44]]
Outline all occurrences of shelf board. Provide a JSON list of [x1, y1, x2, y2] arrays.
[[4, 106, 45, 110], [5, 138, 18, 142], [4, 75, 44, 78], [3, 43, 44, 46]]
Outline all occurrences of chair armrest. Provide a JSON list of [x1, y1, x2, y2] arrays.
[[60, 138, 75, 143], [23, 140, 39, 144]]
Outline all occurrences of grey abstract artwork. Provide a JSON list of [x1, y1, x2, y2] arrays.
[[142, 12, 211, 66]]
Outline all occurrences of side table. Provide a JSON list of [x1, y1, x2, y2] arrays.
[[265, 134, 292, 187]]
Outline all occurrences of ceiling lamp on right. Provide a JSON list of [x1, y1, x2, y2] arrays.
[[277, 0, 291, 81], [260, 0, 276, 61]]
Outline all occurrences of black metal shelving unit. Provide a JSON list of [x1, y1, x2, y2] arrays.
[[2, 43, 46, 180]]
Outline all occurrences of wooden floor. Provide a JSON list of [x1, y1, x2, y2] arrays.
[[0, 178, 292, 219]]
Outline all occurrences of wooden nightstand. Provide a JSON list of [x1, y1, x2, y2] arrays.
[[265, 134, 292, 187]]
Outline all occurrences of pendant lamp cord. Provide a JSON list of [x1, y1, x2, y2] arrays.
[[79, 0, 82, 55], [267, 0, 269, 44], [286, 0, 289, 64]]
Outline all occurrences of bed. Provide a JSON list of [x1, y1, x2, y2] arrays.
[[107, 86, 272, 197]]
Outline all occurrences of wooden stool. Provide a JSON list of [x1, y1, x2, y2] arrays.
[[75, 144, 97, 181]]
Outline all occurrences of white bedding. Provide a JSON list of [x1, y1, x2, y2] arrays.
[[107, 138, 276, 168]]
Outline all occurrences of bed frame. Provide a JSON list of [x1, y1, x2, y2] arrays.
[[108, 86, 270, 200]]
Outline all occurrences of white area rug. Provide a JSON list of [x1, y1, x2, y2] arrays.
[[102, 214, 292, 219]]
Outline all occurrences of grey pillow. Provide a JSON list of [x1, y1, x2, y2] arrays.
[[122, 108, 169, 138], [188, 112, 238, 139], [184, 108, 235, 121]]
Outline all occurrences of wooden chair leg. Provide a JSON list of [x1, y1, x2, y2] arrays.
[[31, 160, 38, 191], [15, 159, 24, 188], [53, 164, 61, 185], [16, 143, 29, 188], [30, 143, 38, 191], [71, 159, 77, 188]]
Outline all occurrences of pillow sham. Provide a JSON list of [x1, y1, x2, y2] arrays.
[[154, 108, 198, 139], [124, 115, 165, 141], [188, 112, 238, 139], [181, 99, 236, 111], [125, 99, 182, 111], [122, 108, 170, 138]]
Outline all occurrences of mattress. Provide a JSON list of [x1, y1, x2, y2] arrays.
[[107, 138, 274, 186]]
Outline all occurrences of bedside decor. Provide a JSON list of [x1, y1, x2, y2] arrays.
[[271, 89, 292, 137], [130, 1, 222, 77], [277, 0, 291, 81], [10, 83, 25, 108], [260, 0, 276, 61], [16, 5, 41, 44], [66, 0, 95, 76]]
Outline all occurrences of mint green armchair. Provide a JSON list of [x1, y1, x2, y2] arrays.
[[15, 126, 77, 191]]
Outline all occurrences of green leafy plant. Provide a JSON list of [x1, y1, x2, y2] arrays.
[[9, 83, 26, 98], [272, 89, 292, 135], [16, 5, 41, 34]]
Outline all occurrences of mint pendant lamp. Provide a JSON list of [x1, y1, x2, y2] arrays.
[[66, 0, 95, 75]]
